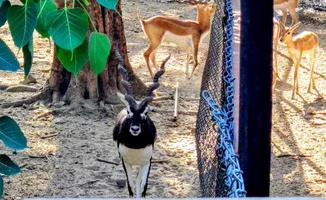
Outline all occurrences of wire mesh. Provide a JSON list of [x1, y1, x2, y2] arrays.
[[195, 0, 225, 196], [195, 0, 246, 197], [299, 0, 326, 11]]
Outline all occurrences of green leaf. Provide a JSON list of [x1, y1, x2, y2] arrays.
[[0, 0, 10, 27], [96, 0, 118, 11], [48, 8, 88, 50], [88, 32, 111, 76], [7, 1, 38, 48], [0, 176, 3, 198], [0, 155, 21, 176], [23, 39, 33, 76], [81, 0, 90, 6], [35, 0, 56, 38], [0, 116, 27, 151], [56, 39, 88, 77], [0, 39, 19, 72]]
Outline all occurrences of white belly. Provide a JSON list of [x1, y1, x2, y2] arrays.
[[119, 144, 153, 166], [162, 31, 193, 50]]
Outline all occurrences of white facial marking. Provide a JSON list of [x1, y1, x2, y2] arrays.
[[127, 106, 134, 118], [141, 106, 149, 119]]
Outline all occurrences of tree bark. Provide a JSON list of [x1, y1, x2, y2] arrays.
[[48, 0, 146, 104]]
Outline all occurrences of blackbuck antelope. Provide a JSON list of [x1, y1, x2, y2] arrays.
[[113, 51, 170, 197], [280, 22, 319, 99], [141, 3, 216, 78], [274, 0, 300, 26]]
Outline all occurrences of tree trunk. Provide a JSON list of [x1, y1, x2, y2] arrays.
[[48, 0, 146, 104]]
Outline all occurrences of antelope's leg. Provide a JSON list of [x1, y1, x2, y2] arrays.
[[288, 6, 299, 26], [295, 52, 302, 95], [143, 30, 164, 78], [186, 48, 191, 77], [291, 53, 301, 99], [272, 69, 277, 91], [308, 49, 317, 92], [280, 9, 288, 25], [141, 162, 152, 197], [122, 159, 135, 197], [273, 35, 281, 80], [189, 35, 200, 79], [150, 50, 158, 69], [144, 44, 157, 78]]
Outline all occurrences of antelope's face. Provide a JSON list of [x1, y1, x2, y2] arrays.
[[280, 22, 301, 43], [197, 3, 217, 18], [126, 104, 149, 136], [280, 28, 292, 43]]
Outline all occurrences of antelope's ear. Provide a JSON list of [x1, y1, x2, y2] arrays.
[[117, 92, 129, 107], [209, 2, 217, 9], [291, 22, 301, 31]]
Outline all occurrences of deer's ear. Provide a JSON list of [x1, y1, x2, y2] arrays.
[[209, 2, 216, 9], [291, 22, 301, 31]]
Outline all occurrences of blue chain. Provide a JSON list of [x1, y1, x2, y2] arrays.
[[201, 0, 246, 197]]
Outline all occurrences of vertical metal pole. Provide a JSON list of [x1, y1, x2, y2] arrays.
[[239, 0, 273, 196], [232, 0, 241, 153]]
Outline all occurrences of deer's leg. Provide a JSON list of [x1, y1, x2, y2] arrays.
[[295, 52, 302, 95], [189, 35, 200, 79], [144, 44, 157, 78], [288, 6, 299, 26], [144, 32, 164, 77], [292, 53, 302, 99], [272, 69, 277, 91], [292, 64, 298, 99], [122, 159, 135, 197], [185, 48, 191, 77], [149, 50, 158, 69], [280, 9, 288, 26], [273, 36, 281, 80], [308, 50, 317, 93]]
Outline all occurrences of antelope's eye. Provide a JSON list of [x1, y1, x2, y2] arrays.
[[287, 32, 290, 35]]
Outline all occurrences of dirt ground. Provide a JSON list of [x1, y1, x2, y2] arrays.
[[0, 0, 325, 199]]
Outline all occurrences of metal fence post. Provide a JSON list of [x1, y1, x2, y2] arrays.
[[239, 0, 273, 196]]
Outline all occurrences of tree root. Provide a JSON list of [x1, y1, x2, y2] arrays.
[[152, 108, 197, 116], [1, 86, 52, 108], [6, 85, 38, 93], [0, 83, 10, 90]]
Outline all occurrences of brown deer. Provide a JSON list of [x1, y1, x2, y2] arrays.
[[141, 3, 216, 78], [272, 17, 283, 90], [280, 22, 320, 99], [274, 0, 300, 26]]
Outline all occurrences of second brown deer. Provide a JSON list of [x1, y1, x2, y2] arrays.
[[280, 22, 320, 99], [141, 3, 216, 79], [274, 0, 300, 26]]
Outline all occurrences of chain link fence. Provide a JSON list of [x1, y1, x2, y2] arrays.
[[299, 0, 326, 11]]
